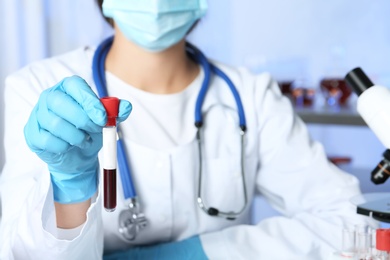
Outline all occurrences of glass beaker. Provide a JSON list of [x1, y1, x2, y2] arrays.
[[291, 79, 315, 107]]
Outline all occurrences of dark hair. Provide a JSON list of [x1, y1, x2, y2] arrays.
[[96, 0, 114, 27]]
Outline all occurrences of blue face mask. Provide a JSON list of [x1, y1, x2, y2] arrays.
[[102, 0, 208, 52]]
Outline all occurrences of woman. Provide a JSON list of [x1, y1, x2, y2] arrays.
[[0, 0, 376, 259]]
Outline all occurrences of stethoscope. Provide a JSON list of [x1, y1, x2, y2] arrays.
[[92, 36, 248, 241]]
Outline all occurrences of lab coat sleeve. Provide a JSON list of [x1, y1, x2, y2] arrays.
[[200, 71, 377, 259], [0, 66, 104, 260]]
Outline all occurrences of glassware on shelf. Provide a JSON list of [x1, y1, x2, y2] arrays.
[[278, 79, 315, 107], [328, 156, 352, 167], [320, 78, 352, 107], [278, 80, 294, 96], [277, 80, 294, 104], [291, 79, 315, 107]]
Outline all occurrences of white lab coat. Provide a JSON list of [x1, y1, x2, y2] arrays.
[[0, 45, 376, 260]]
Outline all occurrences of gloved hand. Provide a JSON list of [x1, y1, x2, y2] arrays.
[[24, 76, 132, 203], [103, 236, 208, 260]]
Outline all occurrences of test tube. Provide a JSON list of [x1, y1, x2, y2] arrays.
[[341, 227, 356, 258], [100, 97, 119, 212], [356, 230, 371, 259], [376, 229, 390, 260]]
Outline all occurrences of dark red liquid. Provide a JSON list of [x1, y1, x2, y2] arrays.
[[104, 169, 117, 211]]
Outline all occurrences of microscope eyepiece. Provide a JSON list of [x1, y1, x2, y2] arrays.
[[345, 67, 374, 96]]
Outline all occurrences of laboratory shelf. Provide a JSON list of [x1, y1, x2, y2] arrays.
[[294, 105, 366, 126]]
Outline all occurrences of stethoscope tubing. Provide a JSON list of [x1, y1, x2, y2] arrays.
[[93, 36, 247, 203], [93, 36, 112, 97], [210, 64, 247, 130], [186, 42, 246, 130], [117, 133, 136, 198]]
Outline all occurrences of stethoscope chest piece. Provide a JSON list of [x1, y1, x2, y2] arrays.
[[118, 199, 148, 241]]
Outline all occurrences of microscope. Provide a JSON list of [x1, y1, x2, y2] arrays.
[[345, 67, 390, 223]]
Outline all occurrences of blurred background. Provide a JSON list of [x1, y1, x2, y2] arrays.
[[1, 0, 390, 221]]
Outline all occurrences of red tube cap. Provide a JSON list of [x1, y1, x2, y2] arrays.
[[100, 97, 119, 126], [376, 229, 390, 251]]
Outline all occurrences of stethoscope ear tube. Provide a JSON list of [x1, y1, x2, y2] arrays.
[[186, 42, 211, 128], [186, 42, 247, 131], [209, 64, 247, 131], [92, 36, 113, 98], [117, 131, 137, 199]]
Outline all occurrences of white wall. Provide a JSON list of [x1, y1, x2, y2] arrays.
[[191, 0, 390, 85], [190, 0, 390, 176]]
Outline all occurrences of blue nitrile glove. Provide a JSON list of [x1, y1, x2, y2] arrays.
[[24, 76, 132, 203], [103, 236, 208, 260]]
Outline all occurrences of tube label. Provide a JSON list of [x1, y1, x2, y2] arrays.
[[103, 127, 117, 170]]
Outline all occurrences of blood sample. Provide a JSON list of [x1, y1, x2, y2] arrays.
[[100, 97, 119, 212]]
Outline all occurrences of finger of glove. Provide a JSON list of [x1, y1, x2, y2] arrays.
[[24, 109, 70, 154], [36, 101, 90, 149], [55, 76, 106, 126], [46, 88, 102, 133], [117, 99, 132, 124]]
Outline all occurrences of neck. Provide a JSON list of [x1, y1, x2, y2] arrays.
[[105, 27, 199, 94]]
